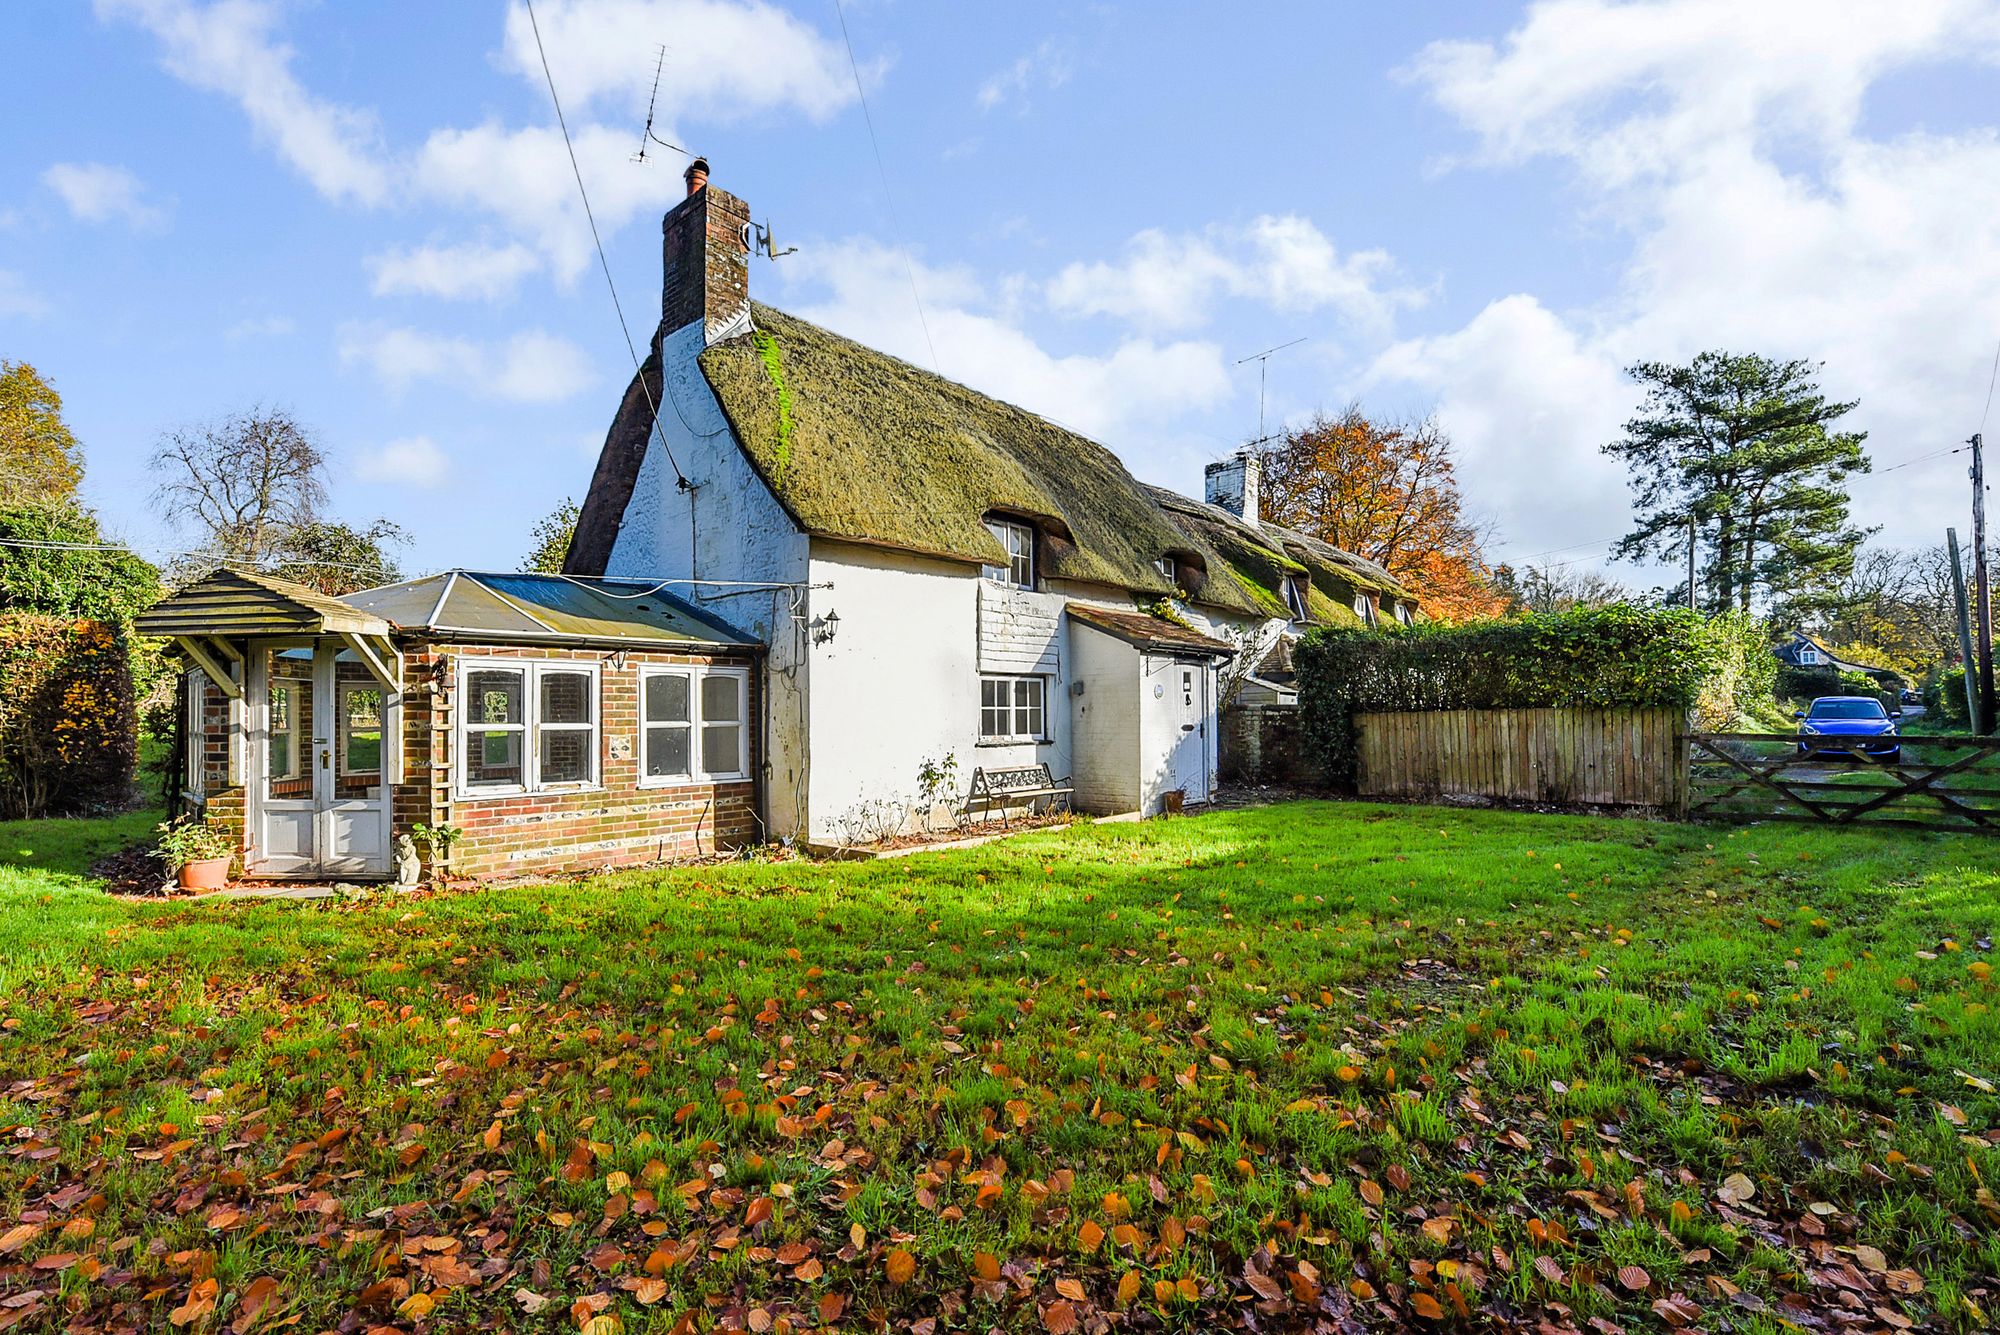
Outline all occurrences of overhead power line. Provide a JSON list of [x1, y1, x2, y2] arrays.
[[522, 0, 689, 488], [831, 0, 940, 377]]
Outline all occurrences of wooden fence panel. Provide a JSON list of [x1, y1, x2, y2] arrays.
[[1356, 706, 1682, 809]]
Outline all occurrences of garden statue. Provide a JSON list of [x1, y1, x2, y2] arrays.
[[394, 834, 421, 888]]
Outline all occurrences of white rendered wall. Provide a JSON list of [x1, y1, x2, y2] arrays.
[[1067, 625, 1141, 814], [603, 321, 813, 838]]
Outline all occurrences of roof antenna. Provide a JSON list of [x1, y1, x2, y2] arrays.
[[746, 218, 797, 261], [1237, 336, 1306, 450], [630, 45, 691, 164]]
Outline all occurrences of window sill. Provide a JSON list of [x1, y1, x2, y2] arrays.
[[455, 783, 605, 802], [976, 737, 1048, 747], [636, 773, 749, 789]]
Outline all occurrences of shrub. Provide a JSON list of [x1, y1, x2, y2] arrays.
[[1295, 605, 1761, 788], [1775, 664, 1893, 712], [0, 614, 136, 818], [1926, 667, 1971, 725]]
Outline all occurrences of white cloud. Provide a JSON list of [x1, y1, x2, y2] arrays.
[[337, 323, 596, 403], [96, 0, 392, 206], [1377, 0, 2000, 560], [0, 271, 48, 319], [1047, 216, 1422, 333], [778, 239, 1232, 443], [42, 162, 166, 227], [98, 0, 858, 283], [495, 0, 858, 121], [410, 122, 679, 283], [977, 39, 1074, 112], [367, 241, 542, 301], [358, 435, 451, 487]]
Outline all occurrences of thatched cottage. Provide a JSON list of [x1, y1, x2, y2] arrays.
[[566, 160, 1419, 844]]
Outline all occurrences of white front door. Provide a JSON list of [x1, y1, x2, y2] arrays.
[[1168, 661, 1210, 802], [252, 641, 392, 878]]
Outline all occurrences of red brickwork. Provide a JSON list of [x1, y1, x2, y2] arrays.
[[183, 640, 762, 880], [661, 183, 750, 343]]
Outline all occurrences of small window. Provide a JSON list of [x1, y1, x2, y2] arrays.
[[268, 682, 301, 780], [1797, 647, 1820, 665], [980, 675, 1046, 742], [1395, 602, 1413, 625], [1353, 593, 1375, 626], [641, 667, 749, 783], [1282, 575, 1310, 622], [981, 518, 1035, 589], [1156, 556, 1177, 583], [458, 661, 599, 796]]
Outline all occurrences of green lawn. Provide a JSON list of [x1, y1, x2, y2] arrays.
[[1, 803, 1997, 1333]]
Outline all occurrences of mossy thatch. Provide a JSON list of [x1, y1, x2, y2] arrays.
[[1149, 489, 1390, 629], [701, 305, 1273, 613]]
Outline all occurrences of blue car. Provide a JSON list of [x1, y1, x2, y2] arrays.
[[1795, 695, 1901, 760]]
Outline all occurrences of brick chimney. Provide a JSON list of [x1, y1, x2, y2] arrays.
[[1204, 449, 1260, 525], [661, 157, 751, 345]]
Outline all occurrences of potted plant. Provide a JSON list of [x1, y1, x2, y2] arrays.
[[410, 823, 464, 883], [156, 818, 235, 891]]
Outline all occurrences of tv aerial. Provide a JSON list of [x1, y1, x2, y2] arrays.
[[630, 45, 690, 164], [745, 219, 797, 261]]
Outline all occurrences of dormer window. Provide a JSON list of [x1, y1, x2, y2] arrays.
[[1282, 574, 1310, 622], [1156, 556, 1177, 583], [1353, 592, 1376, 626], [1797, 646, 1820, 665], [982, 517, 1035, 589], [1395, 602, 1413, 625]]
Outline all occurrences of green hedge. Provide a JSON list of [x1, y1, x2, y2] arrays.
[[0, 615, 136, 818], [1775, 664, 1893, 712], [1295, 606, 1769, 788]]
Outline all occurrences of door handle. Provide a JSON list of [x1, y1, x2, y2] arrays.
[[1180, 724, 1195, 732]]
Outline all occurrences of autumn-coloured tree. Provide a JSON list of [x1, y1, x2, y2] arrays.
[[1256, 407, 1506, 622], [0, 360, 84, 505]]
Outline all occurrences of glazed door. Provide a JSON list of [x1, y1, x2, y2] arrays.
[[253, 642, 391, 878]]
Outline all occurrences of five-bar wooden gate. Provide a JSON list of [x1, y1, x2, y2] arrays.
[[1683, 731, 2000, 832]]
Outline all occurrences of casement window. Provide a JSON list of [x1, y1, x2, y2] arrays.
[[1156, 556, 1177, 584], [640, 666, 750, 783], [1353, 593, 1376, 626], [1282, 575, 1310, 622], [1394, 602, 1413, 626], [458, 660, 599, 795], [184, 671, 207, 797], [981, 518, 1036, 589], [980, 675, 1047, 742], [1797, 647, 1821, 665], [268, 681, 301, 780]]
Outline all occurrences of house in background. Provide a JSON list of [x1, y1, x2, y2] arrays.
[[143, 568, 761, 880], [1773, 629, 1878, 674], [566, 160, 1421, 841]]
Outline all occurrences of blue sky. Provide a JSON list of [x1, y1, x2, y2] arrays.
[[6, 0, 2000, 587]]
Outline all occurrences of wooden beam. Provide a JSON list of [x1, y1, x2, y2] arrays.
[[205, 635, 244, 665], [340, 633, 401, 693], [175, 636, 241, 699]]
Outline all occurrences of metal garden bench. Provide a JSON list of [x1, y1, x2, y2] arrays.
[[965, 763, 1074, 822]]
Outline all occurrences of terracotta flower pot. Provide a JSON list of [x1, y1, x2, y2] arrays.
[[178, 856, 231, 892]]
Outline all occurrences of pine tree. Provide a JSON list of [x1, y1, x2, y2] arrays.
[[1604, 352, 1871, 615]]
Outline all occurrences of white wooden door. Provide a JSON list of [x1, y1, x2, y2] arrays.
[[1168, 662, 1210, 802], [252, 642, 391, 878]]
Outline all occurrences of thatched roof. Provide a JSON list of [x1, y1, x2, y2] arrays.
[[699, 304, 1274, 615], [572, 300, 1422, 623]]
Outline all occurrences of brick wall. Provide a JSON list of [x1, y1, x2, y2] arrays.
[[661, 183, 751, 344], [403, 642, 762, 879], [183, 639, 763, 880], [1220, 702, 1315, 786]]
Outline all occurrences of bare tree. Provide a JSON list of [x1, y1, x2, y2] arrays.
[[150, 407, 327, 564], [1491, 563, 1634, 614]]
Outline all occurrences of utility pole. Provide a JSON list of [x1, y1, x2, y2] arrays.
[[1973, 434, 1996, 733], [1950, 527, 1981, 732], [1686, 513, 1697, 611]]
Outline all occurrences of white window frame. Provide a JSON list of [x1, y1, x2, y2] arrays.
[[979, 674, 1048, 744], [1797, 647, 1821, 665], [1353, 593, 1376, 626], [184, 670, 207, 797], [1282, 574, 1310, 622], [267, 678, 303, 781], [454, 658, 601, 798], [981, 518, 1036, 589], [1394, 602, 1413, 625], [637, 665, 751, 785]]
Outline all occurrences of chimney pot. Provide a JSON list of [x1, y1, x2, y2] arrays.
[[683, 157, 710, 197]]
